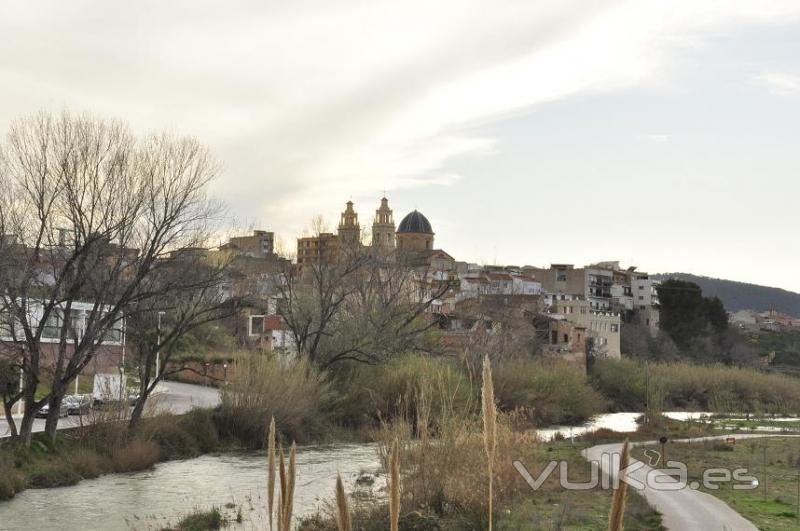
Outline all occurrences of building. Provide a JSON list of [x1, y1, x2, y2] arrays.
[[552, 299, 621, 359], [296, 232, 339, 269], [221, 230, 275, 258], [337, 200, 361, 248], [396, 210, 434, 251], [372, 197, 395, 250]]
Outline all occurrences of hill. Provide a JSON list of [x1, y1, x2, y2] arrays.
[[653, 273, 800, 316]]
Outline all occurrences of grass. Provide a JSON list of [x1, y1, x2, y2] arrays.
[[591, 358, 800, 414], [164, 507, 226, 530], [632, 436, 800, 530]]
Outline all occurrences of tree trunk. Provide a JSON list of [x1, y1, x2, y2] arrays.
[[2, 400, 18, 439], [128, 391, 147, 432], [44, 391, 65, 442]]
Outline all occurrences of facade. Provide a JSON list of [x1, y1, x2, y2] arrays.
[[371, 197, 396, 250], [296, 232, 339, 268], [337, 200, 361, 248], [552, 299, 621, 359], [221, 230, 275, 258]]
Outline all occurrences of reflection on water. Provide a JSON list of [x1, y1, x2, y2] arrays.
[[0, 444, 382, 531]]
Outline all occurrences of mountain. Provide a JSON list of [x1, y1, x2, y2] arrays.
[[652, 273, 800, 316]]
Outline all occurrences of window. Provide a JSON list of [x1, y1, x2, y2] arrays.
[[563, 333, 569, 343], [551, 330, 558, 344], [250, 315, 265, 335], [611, 324, 619, 333]]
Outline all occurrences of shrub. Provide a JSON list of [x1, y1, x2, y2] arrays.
[[333, 354, 474, 428], [68, 449, 109, 479], [26, 463, 82, 488], [492, 358, 605, 425], [591, 358, 800, 414], [0, 455, 25, 500], [111, 439, 160, 473], [219, 355, 332, 445], [169, 507, 225, 530]]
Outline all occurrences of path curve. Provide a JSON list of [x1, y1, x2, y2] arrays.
[[583, 434, 800, 531]]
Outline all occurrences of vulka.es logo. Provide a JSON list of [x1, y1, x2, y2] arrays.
[[513, 451, 758, 492]]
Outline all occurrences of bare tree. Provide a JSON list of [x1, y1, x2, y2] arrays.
[[124, 251, 233, 430], [0, 110, 222, 444], [278, 223, 451, 369]]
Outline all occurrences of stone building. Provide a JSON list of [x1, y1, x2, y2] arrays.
[[396, 210, 434, 251], [221, 230, 274, 258], [337, 200, 361, 248], [371, 197, 395, 250]]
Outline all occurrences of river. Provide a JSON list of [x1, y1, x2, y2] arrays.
[[0, 411, 788, 530]]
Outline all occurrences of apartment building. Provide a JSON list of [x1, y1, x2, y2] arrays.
[[221, 230, 275, 258], [552, 299, 621, 358]]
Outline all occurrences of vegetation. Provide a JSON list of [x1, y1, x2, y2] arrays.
[[632, 437, 800, 530], [0, 409, 223, 501], [218, 355, 332, 445], [591, 358, 800, 414], [0, 109, 228, 445], [654, 272, 800, 316], [300, 362, 663, 531], [165, 507, 226, 531]]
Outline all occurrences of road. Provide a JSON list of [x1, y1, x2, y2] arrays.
[[584, 434, 800, 531], [0, 381, 221, 439]]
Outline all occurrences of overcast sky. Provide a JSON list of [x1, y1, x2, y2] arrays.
[[1, 1, 799, 291]]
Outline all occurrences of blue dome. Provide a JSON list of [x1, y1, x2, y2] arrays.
[[397, 210, 433, 234]]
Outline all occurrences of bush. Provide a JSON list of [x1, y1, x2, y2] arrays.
[[26, 463, 82, 488], [333, 354, 475, 428], [219, 355, 332, 446], [0, 455, 25, 500], [592, 358, 800, 414], [68, 449, 109, 479], [111, 439, 160, 473], [492, 358, 605, 425], [169, 507, 225, 531]]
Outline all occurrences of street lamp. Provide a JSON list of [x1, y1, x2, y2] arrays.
[[156, 311, 166, 379]]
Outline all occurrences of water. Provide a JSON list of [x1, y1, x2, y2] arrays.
[[2, 411, 797, 530], [0, 444, 383, 531]]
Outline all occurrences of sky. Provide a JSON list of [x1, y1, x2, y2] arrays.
[[1, 0, 799, 291]]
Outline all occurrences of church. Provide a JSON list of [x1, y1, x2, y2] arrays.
[[296, 198, 455, 270]]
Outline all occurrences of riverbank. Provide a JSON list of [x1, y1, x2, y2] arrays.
[[0, 409, 230, 501]]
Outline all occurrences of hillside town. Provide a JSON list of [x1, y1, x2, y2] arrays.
[[214, 197, 663, 363]]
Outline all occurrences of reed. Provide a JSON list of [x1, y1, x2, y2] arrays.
[[267, 416, 276, 531], [389, 440, 401, 531], [334, 473, 352, 531], [608, 439, 630, 531], [283, 443, 296, 530], [481, 355, 497, 531]]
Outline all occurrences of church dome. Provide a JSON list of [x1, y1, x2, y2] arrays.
[[397, 210, 433, 234]]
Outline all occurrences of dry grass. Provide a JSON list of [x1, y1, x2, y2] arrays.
[[220, 356, 331, 445], [389, 440, 400, 531], [267, 416, 277, 531], [334, 473, 351, 531], [608, 439, 630, 531], [481, 355, 497, 531], [110, 439, 160, 473]]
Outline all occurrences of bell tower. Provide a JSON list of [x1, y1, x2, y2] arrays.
[[337, 200, 361, 247], [371, 197, 395, 250]]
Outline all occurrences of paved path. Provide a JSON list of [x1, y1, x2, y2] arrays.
[[584, 434, 800, 531], [0, 381, 221, 439]]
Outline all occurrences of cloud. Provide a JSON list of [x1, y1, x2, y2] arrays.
[[1, 0, 800, 236], [644, 134, 670, 144], [757, 72, 800, 96]]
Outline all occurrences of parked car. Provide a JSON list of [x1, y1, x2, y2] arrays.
[[35, 402, 69, 418], [64, 394, 92, 415]]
